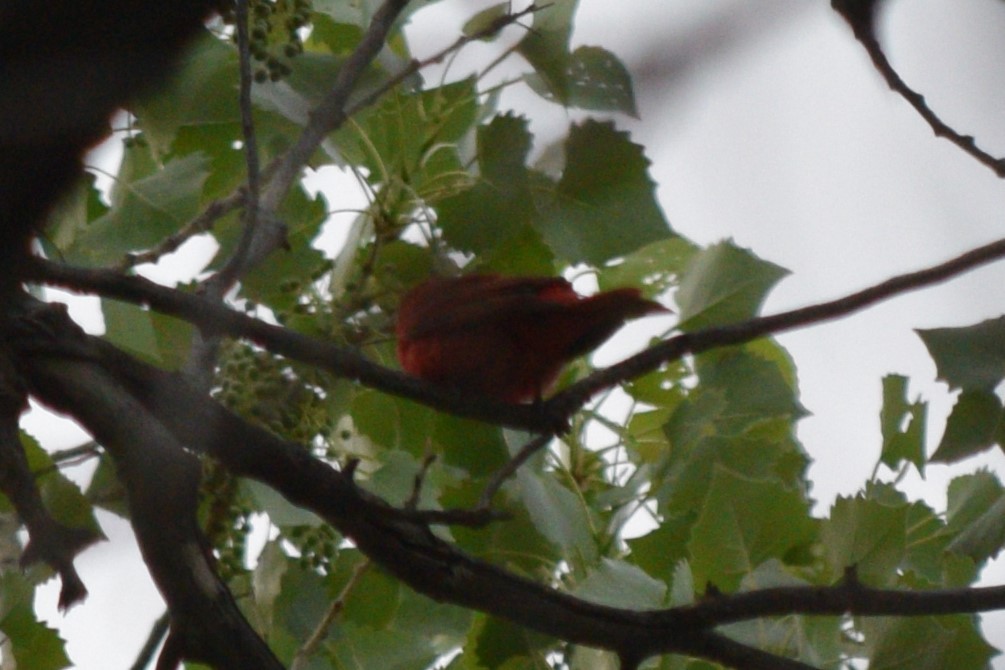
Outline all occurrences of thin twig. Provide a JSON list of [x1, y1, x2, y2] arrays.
[[118, 192, 245, 270], [128, 611, 170, 670], [834, 0, 1005, 178], [550, 232, 1005, 416], [260, 0, 412, 213], [213, 0, 263, 289], [341, 4, 543, 120], [478, 432, 553, 508], [290, 559, 370, 670]]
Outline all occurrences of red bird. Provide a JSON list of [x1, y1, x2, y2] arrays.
[[395, 274, 668, 402]]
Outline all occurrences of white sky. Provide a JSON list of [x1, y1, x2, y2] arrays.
[[21, 0, 1005, 666]]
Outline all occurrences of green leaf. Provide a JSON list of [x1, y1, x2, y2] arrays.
[[251, 540, 289, 635], [879, 374, 927, 472], [944, 471, 1005, 564], [821, 493, 906, 587], [438, 114, 536, 254], [0, 605, 71, 670], [516, 0, 577, 105], [918, 317, 1005, 391], [329, 623, 439, 670], [237, 187, 328, 314], [626, 516, 693, 585], [899, 500, 952, 587], [688, 466, 815, 592], [572, 557, 667, 609], [306, 15, 364, 55], [931, 390, 1002, 463], [597, 236, 697, 299], [863, 615, 996, 670], [536, 120, 671, 265], [514, 466, 597, 564], [342, 568, 400, 630], [70, 152, 210, 265], [676, 241, 789, 330], [21, 433, 101, 535], [101, 299, 194, 369], [462, 3, 511, 40], [83, 451, 129, 518], [332, 78, 478, 192], [41, 173, 108, 255], [245, 480, 324, 527], [566, 46, 638, 116], [473, 615, 553, 669], [350, 389, 435, 455], [693, 345, 807, 434], [132, 33, 239, 153]]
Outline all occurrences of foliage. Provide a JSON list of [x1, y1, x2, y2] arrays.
[[3, 1, 1005, 669]]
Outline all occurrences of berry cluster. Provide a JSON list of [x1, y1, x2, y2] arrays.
[[223, 0, 311, 82]]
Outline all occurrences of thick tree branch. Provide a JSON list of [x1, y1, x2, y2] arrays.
[[25, 257, 558, 431], [11, 303, 283, 670], [12, 304, 1005, 670], [0, 345, 99, 609]]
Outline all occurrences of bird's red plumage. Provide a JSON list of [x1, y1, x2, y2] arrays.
[[396, 274, 667, 402]]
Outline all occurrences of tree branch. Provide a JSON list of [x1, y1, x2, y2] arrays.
[[0, 345, 99, 609], [259, 0, 411, 214], [9, 301, 283, 670], [28, 233, 1005, 433], [833, 0, 1005, 178], [13, 305, 1005, 670], [549, 234, 1005, 416]]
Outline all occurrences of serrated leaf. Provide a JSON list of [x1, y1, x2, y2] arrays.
[[879, 374, 927, 472], [342, 568, 400, 629], [918, 317, 1005, 391], [676, 241, 789, 330], [931, 390, 1002, 463], [688, 466, 815, 592], [438, 114, 536, 253], [694, 345, 807, 434], [822, 494, 906, 587], [572, 557, 666, 609], [626, 515, 693, 585], [236, 187, 328, 314], [536, 120, 671, 264], [102, 299, 194, 370], [84, 452, 128, 518], [70, 152, 210, 265], [566, 46, 637, 116], [0, 605, 71, 670], [900, 500, 951, 586]]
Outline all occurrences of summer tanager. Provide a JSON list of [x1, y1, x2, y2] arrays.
[[396, 274, 668, 402]]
